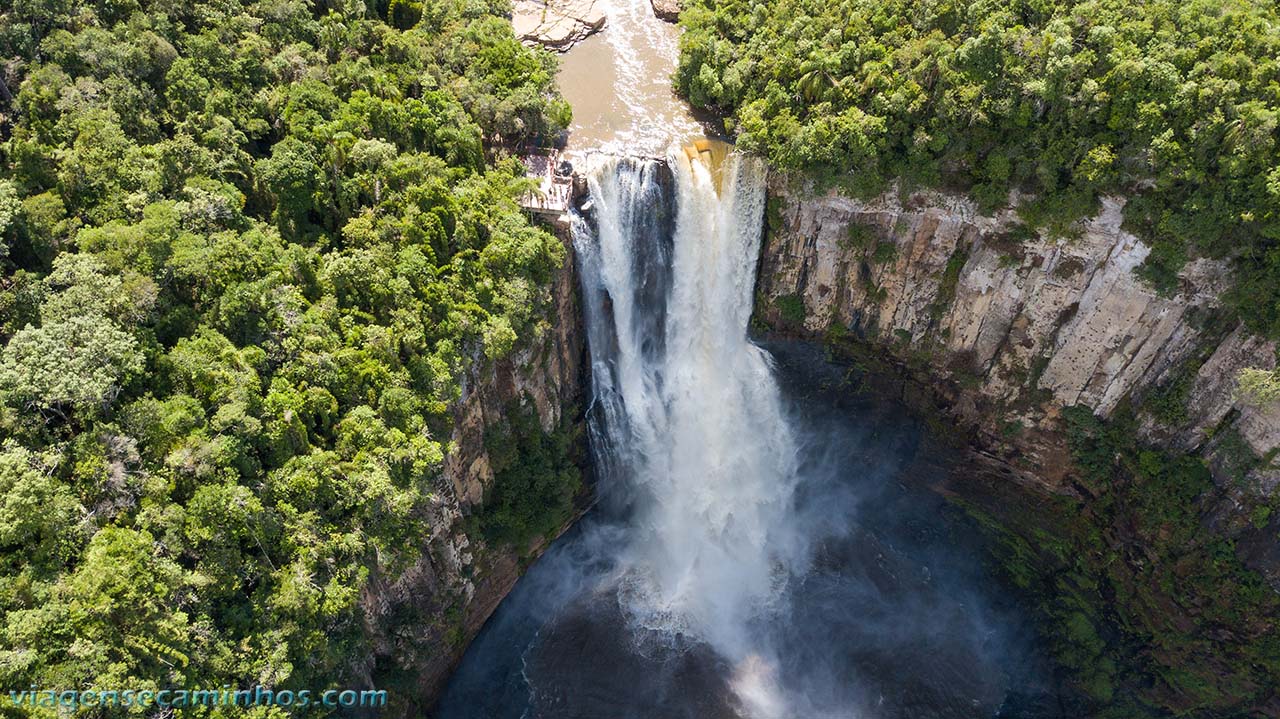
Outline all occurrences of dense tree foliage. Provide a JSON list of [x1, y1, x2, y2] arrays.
[[676, 0, 1280, 332], [1031, 407, 1279, 716], [0, 0, 571, 711], [473, 401, 580, 548]]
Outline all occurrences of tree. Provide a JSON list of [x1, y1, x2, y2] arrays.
[[1235, 367, 1280, 407], [60, 527, 191, 683], [0, 444, 82, 571], [0, 180, 19, 260], [256, 136, 323, 236], [0, 315, 143, 417]]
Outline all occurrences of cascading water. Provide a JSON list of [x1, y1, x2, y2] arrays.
[[436, 147, 1062, 719], [576, 151, 805, 710]]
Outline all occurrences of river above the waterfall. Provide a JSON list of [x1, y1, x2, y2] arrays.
[[554, 0, 707, 156]]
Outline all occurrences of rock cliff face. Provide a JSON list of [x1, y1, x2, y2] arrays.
[[757, 177, 1280, 717], [358, 228, 586, 714], [757, 179, 1280, 505]]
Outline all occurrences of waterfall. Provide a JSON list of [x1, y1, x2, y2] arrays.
[[575, 149, 806, 713]]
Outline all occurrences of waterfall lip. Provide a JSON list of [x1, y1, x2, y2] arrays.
[[567, 148, 671, 171], [573, 148, 669, 160], [566, 140, 738, 168]]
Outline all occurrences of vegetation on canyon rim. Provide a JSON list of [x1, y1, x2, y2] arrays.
[[0, 0, 578, 709], [990, 406, 1279, 716], [677, 0, 1280, 334]]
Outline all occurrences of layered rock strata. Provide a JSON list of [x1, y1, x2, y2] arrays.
[[758, 181, 1280, 502]]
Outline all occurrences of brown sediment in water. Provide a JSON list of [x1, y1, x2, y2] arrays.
[[554, 0, 707, 157], [681, 138, 732, 193]]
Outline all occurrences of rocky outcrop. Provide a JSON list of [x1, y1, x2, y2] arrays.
[[650, 0, 680, 22], [512, 0, 607, 51], [358, 227, 586, 714], [757, 180, 1280, 500]]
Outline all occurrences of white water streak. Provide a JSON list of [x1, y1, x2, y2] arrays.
[[599, 0, 700, 154], [578, 150, 807, 677]]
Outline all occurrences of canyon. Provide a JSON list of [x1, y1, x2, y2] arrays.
[[14, 0, 1276, 716], [415, 163, 1280, 718]]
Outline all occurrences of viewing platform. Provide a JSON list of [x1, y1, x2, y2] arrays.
[[519, 150, 578, 220]]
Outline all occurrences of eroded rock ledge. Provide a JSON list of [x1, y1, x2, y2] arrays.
[[512, 0, 607, 51]]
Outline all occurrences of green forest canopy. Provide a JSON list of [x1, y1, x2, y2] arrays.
[[676, 0, 1280, 333], [0, 0, 570, 710]]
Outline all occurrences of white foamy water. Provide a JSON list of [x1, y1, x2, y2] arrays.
[[576, 150, 810, 715], [557, 0, 706, 156]]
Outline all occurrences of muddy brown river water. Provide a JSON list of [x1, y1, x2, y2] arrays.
[[555, 0, 706, 156]]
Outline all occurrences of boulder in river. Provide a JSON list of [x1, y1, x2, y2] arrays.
[[512, 0, 607, 51], [650, 0, 680, 22]]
